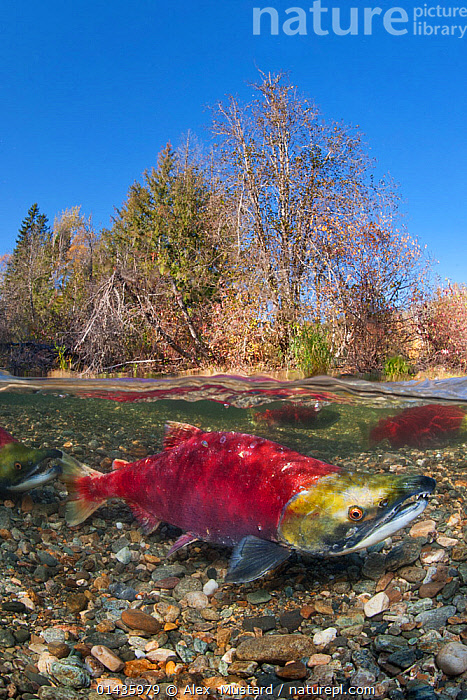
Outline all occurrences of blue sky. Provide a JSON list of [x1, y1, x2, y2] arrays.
[[1, 0, 466, 283]]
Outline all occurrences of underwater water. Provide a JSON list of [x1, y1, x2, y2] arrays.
[[1, 372, 467, 463], [1, 373, 467, 698]]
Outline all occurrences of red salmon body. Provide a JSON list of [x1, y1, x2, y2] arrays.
[[369, 404, 467, 448], [69, 422, 338, 546]]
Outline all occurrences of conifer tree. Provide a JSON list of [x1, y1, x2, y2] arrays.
[[2, 204, 54, 339]]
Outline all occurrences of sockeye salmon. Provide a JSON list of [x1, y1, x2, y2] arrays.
[[61, 422, 435, 583], [370, 404, 467, 448], [253, 404, 340, 428]]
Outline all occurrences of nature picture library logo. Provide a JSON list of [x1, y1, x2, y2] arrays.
[[252, 1, 467, 38]]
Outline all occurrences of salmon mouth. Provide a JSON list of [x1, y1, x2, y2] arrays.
[[329, 476, 436, 555]]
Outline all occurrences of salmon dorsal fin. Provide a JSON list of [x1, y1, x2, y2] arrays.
[[0, 427, 17, 448], [163, 421, 203, 451]]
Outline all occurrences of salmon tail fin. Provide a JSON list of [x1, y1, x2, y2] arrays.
[[58, 452, 107, 526], [163, 421, 203, 451]]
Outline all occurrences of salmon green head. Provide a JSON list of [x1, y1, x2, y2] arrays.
[[0, 442, 64, 493], [279, 471, 436, 555]]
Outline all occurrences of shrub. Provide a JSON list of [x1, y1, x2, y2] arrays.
[[417, 284, 467, 371], [384, 355, 412, 381], [289, 324, 333, 377]]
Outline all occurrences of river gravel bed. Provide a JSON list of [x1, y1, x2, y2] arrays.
[[1, 429, 467, 699]]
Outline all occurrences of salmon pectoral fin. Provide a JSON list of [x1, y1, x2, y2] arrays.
[[166, 533, 198, 557], [163, 422, 203, 451], [225, 536, 291, 584], [129, 503, 160, 534]]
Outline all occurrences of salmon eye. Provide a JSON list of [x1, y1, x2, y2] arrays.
[[348, 506, 364, 521], [14, 462, 22, 470], [379, 498, 389, 508]]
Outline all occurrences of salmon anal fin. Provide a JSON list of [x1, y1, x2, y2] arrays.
[[225, 536, 291, 584], [163, 422, 203, 451], [112, 459, 129, 470], [129, 502, 160, 534], [66, 498, 106, 527], [166, 533, 198, 557]]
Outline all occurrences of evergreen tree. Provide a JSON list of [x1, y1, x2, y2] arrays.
[[2, 204, 54, 339]]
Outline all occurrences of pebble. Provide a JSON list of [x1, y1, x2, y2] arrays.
[[90, 645, 125, 672], [279, 609, 303, 632], [246, 590, 272, 604], [38, 689, 81, 700], [151, 564, 186, 581], [42, 628, 67, 644], [415, 605, 457, 630], [313, 627, 337, 647], [275, 661, 308, 679], [307, 653, 332, 666], [420, 547, 448, 565], [243, 615, 277, 632], [386, 541, 422, 571], [115, 546, 132, 565], [229, 661, 259, 677], [235, 634, 315, 663], [108, 582, 137, 601], [66, 591, 88, 614], [47, 642, 70, 659], [121, 608, 161, 633], [185, 591, 209, 609], [150, 576, 180, 589], [173, 576, 203, 600], [145, 648, 177, 663], [436, 642, 467, 675], [364, 591, 390, 617], [2, 600, 27, 613], [410, 519, 437, 538], [203, 579, 218, 596], [50, 660, 91, 688], [362, 552, 387, 580], [0, 629, 15, 647]]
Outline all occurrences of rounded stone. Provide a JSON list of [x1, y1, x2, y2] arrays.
[[203, 579, 219, 596], [50, 660, 91, 688], [2, 601, 27, 613], [436, 641, 467, 675], [47, 642, 70, 659], [235, 634, 314, 664], [66, 591, 88, 614], [275, 661, 307, 680], [90, 644, 125, 672], [0, 629, 15, 647], [173, 576, 203, 600], [121, 608, 161, 634], [185, 591, 209, 609], [313, 627, 337, 648], [38, 688, 81, 700]]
